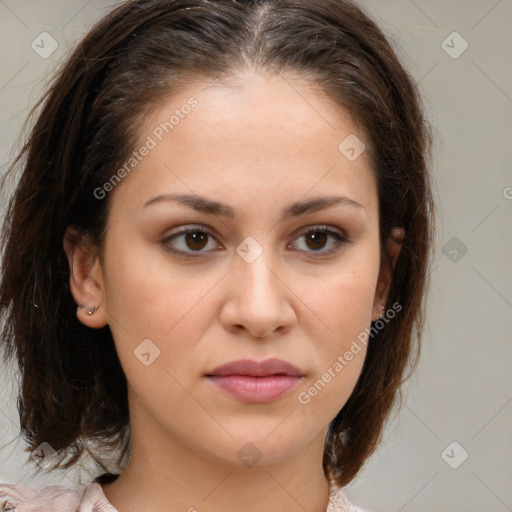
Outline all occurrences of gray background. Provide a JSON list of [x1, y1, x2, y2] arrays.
[[0, 1, 511, 511]]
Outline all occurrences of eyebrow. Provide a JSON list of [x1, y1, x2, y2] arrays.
[[142, 193, 366, 219]]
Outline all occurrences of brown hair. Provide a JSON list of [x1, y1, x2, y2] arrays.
[[0, 0, 435, 487]]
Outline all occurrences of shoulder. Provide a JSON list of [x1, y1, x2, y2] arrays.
[[328, 485, 370, 512], [0, 481, 114, 512], [0, 481, 83, 511]]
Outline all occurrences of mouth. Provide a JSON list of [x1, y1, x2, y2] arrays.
[[205, 358, 305, 404]]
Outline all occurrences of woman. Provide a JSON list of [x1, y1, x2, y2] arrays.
[[0, 0, 435, 510]]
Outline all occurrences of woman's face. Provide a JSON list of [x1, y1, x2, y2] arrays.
[[69, 71, 401, 469]]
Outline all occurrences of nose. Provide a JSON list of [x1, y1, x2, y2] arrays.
[[220, 247, 296, 339]]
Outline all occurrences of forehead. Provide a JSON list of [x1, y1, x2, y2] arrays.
[[109, 71, 378, 218]]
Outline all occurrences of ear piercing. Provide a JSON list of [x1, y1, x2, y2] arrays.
[[78, 305, 99, 315]]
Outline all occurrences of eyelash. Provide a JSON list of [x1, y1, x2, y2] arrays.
[[161, 225, 349, 257]]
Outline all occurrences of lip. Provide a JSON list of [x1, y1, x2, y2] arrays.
[[205, 358, 305, 404]]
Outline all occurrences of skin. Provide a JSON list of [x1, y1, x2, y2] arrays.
[[64, 71, 403, 512]]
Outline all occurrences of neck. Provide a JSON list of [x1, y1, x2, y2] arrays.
[[101, 426, 331, 512]]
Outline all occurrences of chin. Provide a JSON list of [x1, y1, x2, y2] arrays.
[[203, 424, 317, 468]]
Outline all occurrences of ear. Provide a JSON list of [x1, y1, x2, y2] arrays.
[[372, 226, 405, 322], [63, 226, 108, 329]]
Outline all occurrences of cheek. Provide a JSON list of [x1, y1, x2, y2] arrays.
[[299, 249, 380, 349], [100, 234, 220, 378], [291, 249, 379, 407], [102, 232, 210, 330]]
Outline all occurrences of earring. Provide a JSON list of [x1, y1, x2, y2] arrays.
[[78, 305, 99, 315], [87, 306, 99, 315], [378, 305, 385, 318]]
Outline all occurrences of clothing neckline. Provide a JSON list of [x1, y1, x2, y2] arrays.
[[88, 474, 357, 512]]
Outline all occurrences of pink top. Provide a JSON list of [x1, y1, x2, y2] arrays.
[[0, 476, 365, 511]]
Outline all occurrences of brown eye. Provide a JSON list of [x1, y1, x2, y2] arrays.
[[304, 231, 328, 251], [184, 231, 209, 251], [163, 226, 221, 255], [291, 226, 348, 255]]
